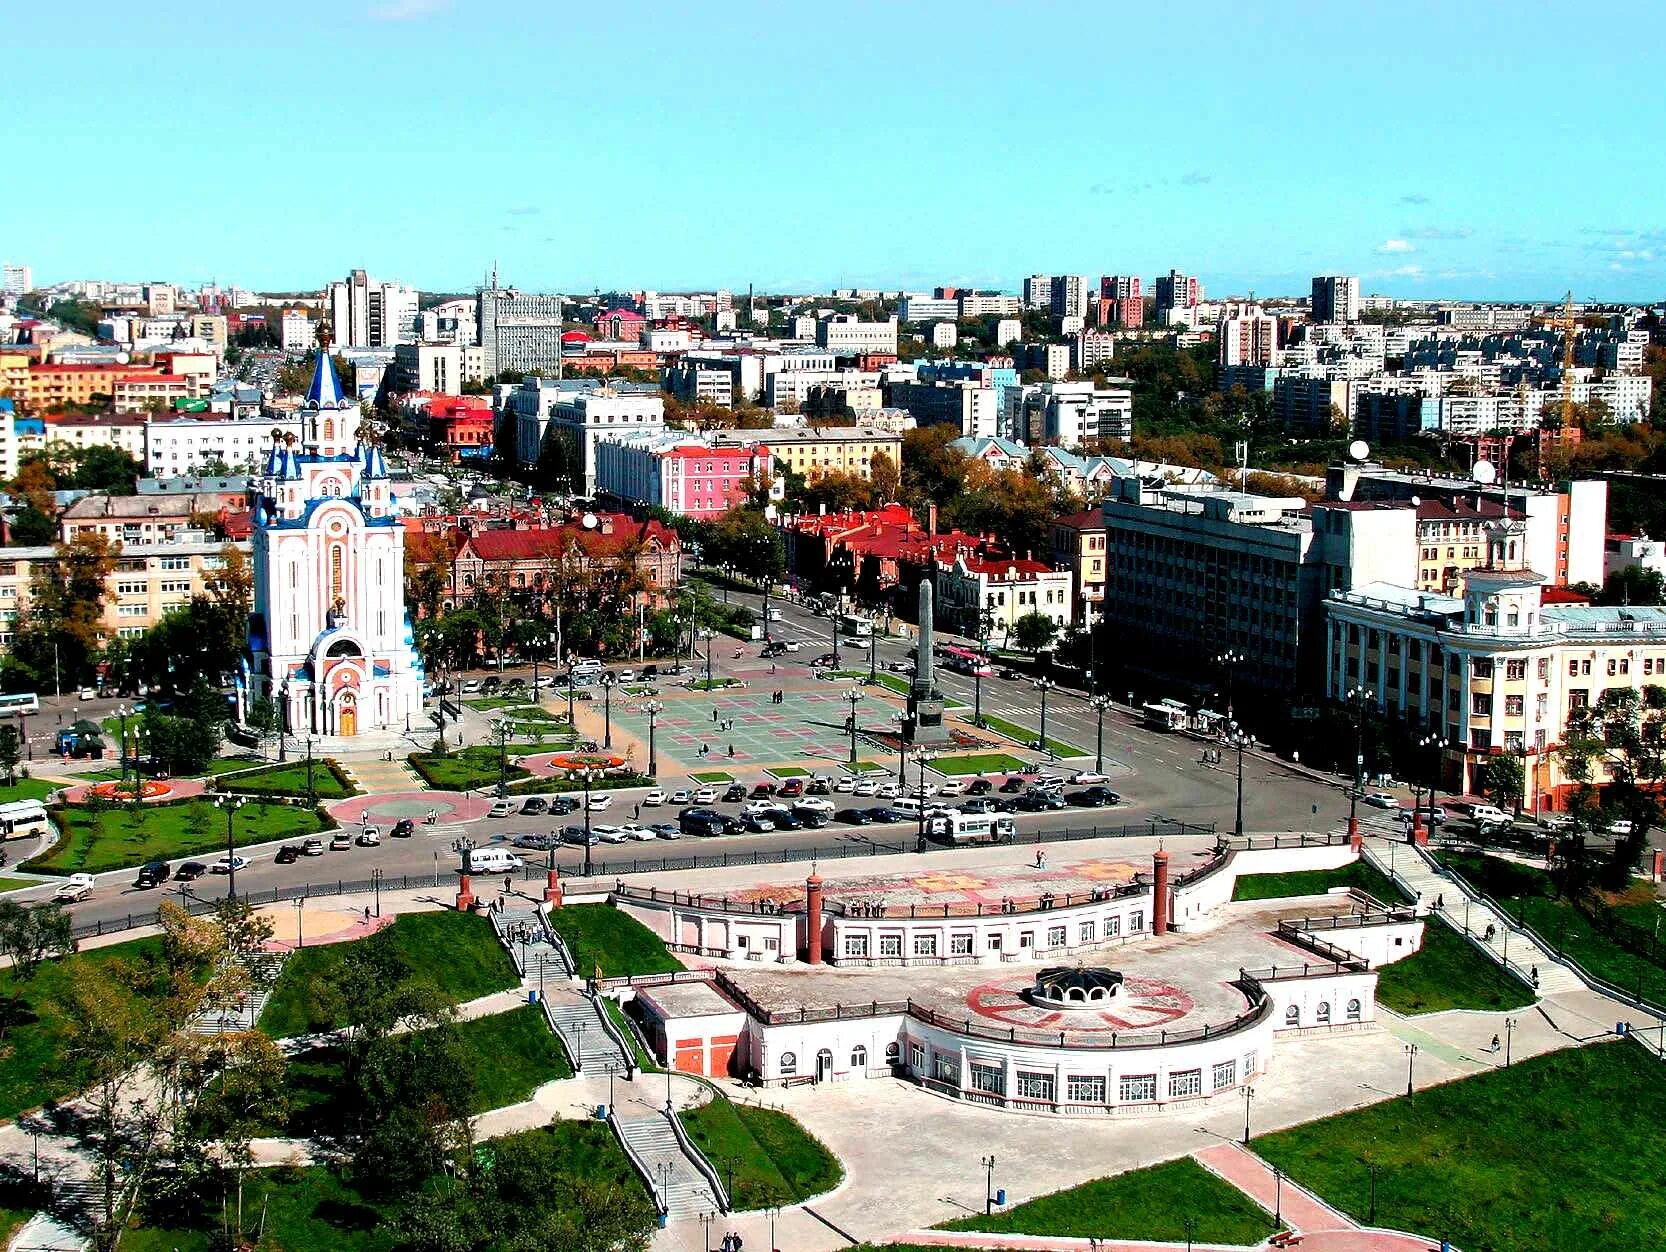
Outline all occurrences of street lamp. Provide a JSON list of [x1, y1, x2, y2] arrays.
[[844, 689, 864, 766], [1215, 649, 1244, 721], [980, 1154, 997, 1216], [371, 866, 384, 917], [1090, 695, 1111, 775], [914, 748, 930, 852], [116, 704, 130, 796], [1034, 678, 1055, 758], [1366, 1159, 1380, 1224], [644, 700, 664, 777], [1345, 685, 1371, 843], [1227, 719, 1248, 839], [304, 735, 317, 808], [1404, 1042, 1418, 1095], [601, 671, 616, 750], [490, 716, 510, 799], [1242, 1083, 1254, 1145], [579, 766, 599, 878], [973, 609, 995, 729], [868, 627, 878, 683], [701, 628, 715, 690], [214, 794, 245, 900], [1418, 731, 1442, 831], [567, 663, 576, 726], [1504, 1015, 1516, 1067]]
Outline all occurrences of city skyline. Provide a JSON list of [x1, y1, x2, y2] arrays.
[[6, 1, 1666, 301]]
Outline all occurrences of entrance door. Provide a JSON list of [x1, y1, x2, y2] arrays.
[[815, 1049, 833, 1083], [339, 696, 357, 737]]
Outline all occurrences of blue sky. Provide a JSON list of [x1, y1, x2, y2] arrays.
[[6, 1, 1664, 301]]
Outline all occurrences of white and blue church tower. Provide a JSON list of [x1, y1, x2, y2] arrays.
[[243, 351, 425, 741]]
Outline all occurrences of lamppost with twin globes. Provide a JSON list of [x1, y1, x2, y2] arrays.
[[844, 689, 864, 765], [1090, 694, 1111, 775], [600, 672, 617, 750], [1034, 678, 1055, 758], [214, 794, 245, 900], [643, 700, 664, 777]]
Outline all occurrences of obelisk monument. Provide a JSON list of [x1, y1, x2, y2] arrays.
[[905, 577, 950, 746]]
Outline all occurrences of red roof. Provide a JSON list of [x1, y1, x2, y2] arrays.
[[663, 444, 763, 461], [954, 553, 1057, 579], [1053, 508, 1106, 530], [1540, 586, 1591, 604], [462, 516, 679, 563], [1415, 499, 1523, 522]]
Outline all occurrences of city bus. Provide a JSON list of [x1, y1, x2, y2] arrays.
[[928, 810, 1017, 844], [0, 693, 40, 718], [939, 645, 993, 678], [838, 613, 874, 641], [1141, 698, 1193, 732]]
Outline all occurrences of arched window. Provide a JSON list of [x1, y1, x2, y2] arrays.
[[1346, 998, 1362, 1020], [884, 1041, 900, 1063], [779, 1051, 797, 1075], [1316, 1001, 1332, 1023], [323, 418, 335, 441], [851, 1045, 867, 1069], [1484, 603, 1498, 626], [1067, 987, 1085, 1002], [1284, 1005, 1300, 1026]]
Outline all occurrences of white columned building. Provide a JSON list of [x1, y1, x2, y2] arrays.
[[243, 352, 425, 742]]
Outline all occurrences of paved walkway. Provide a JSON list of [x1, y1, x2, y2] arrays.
[[340, 756, 424, 794], [1194, 1142, 1351, 1235]]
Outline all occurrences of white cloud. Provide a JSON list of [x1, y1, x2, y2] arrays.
[[1374, 239, 1415, 255], [369, 0, 448, 19]]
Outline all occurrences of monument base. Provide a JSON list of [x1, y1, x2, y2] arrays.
[[904, 696, 952, 747]]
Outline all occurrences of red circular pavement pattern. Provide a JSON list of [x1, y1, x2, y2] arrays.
[[58, 777, 206, 805], [965, 974, 1195, 1034], [327, 790, 494, 825]]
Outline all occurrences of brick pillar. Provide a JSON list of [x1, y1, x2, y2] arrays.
[[456, 872, 476, 912], [804, 873, 824, 965], [1152, 850, 1170, 935], [1654, 850, 1664, 883], [544, 863, 563, 906], [1347, 813, 1361, 850], [1412, 823, 1429, 848]]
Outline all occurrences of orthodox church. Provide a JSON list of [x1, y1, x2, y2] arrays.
[[240, 351, 426, 740]]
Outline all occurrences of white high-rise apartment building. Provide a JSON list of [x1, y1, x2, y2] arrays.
[[1311, 275, 1361, 324], [280, 308, 315, 352], [329, 269, 419, 348], [1023, 274, 1053, 309], [478, 281, 564, 377], [1050, 275, 1091, 321], [2, 264, 31, 297], [1218, 310, 1278, 367]]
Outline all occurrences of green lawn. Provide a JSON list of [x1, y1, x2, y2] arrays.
[[931, 752, 1027, 776], [23, 799, 328, 875], [0, 936, 170, 1121], [123, 1164, 394, 1252], [937, 1156, 1270, 1244], [546, 905, 683, 979], [1256, 1041, 1666, 1252], [687, 678, 741, 690], [1377, 919, 1537, 1015], [689, 771, 734, 783], [0, 779, 58, 803], [264, 1006, 570, 1136], [258, 910, 518, 1038], [1232, 860, 1410, 904], [408, 745, 531, 791], [605, 998, 658, 1072], [679, 1098, 843, 1209], [978, 714, 1083, 758], [465, 696, 539, 711], [847, 760, 889, 775], [0, 877, 40, 893], [216, 760, 357, 800], [766, 765, 810, 777], [866, 672, 968, 707]]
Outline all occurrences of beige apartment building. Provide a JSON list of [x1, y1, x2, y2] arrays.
[[0, 539, 248, 646], [735, 426, 902, 483]]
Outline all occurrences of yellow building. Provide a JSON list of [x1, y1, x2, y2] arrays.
[[1050, 508, 1108, 625], [731, 426, 902, 482]]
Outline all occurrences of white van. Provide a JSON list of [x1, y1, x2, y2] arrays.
[[893, 796, 927, 818], [1469, 804, 1510, 827], [464, 848, 524, 874], [570, 658, 603, 676]]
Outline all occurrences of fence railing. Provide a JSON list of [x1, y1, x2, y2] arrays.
[[608, 1107, 668, 1218]]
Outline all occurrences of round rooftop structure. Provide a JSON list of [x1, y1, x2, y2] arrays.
[[1027, 966, 1125, 1010]]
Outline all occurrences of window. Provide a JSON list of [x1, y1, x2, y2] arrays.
[[1105, 915, 1121, 937], [1471, 692, 1491, 716], [1243, 1051, 1258, 1076], [1285, 1005, 1300, 1026], [1316, 1001, 1332, 1023], [1047, 925, 1066, 948], [779, 1052, 797, 1076], [1506, 659, 1526, 681], [851, 1045, 867, 1070], [1505, 695, 1524, 716], [913, 933, 937, 957], [1169, 1069, 1202, 1099], [1066, 1075, 1106, 1104], [879, 933, 902, 958], [950, 933, 973, 955], [933, 1052, 958, 1083], [1015, 1071, 1055, 1102], [969, 1062, 1005, 1096], [1129, 910, 1144, 932], [1119, 1073, 1157, 1103], [1079, 920, 1096, 943], [844, 934, 869, 958], [1212, 1060, 1237, 1090], [1346, 998, 1362, 1020], [1473, 658, 1493, 678]]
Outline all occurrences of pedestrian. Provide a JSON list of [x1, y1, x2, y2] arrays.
[[727, 744, 735, 757], [1491, 1034, 1501, 1052], [634, 802, 641, 819], [363, 906, 370, 923]]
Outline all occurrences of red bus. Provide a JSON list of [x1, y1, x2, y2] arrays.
[[939, 645, 993, 678]]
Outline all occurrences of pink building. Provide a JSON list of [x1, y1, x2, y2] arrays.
[[595, 435, 774, 520], [595, 308, 646, 340]]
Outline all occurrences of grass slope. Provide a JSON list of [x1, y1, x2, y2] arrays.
[[1376, 919, 1536, 1015], [1256, 1041, 1666, 1252], [937, 1156, 1270, 1244], [1231, 860, 1410, 904], [258, 910, 517, 1038], [0, 936, 168, 1121], [547, 905, 683, 979], [678, 1098, 842, 1209], [123, 1165, 393, 1252], [25, 799, 326, 875]]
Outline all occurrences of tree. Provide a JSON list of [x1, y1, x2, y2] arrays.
[[1596, 565, 1666, 607], [1559, 685, 1666, 887], [0, 724, 19, 785], [246, 695, 281, 757], [869, 450, 901, 504], [1011, 611, 1060, 656], [7, 532, 120, 690], [1475, 755, 1525, 812], [0, 902, 72, 980]]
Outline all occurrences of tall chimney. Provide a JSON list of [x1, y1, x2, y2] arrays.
[[804, 872, 824, 965], [1152, 850, 1171, 935]]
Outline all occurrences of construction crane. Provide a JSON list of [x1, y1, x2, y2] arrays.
[[1536, 290, 1579, 429]]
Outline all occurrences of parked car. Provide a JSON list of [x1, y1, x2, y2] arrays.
[[211, 855, 250, 875], [936, 779, 967, 797], [833, 777, 857, 793], [1364, 791, 1400, 809], [617, 822, 656, 842], [743, 799, 777, 816], [741, 813, 776, 832], [750, 782, 776, 799], [462, 679, 482, 693], [175, 861, 208, 881], [1608, 818, 1635, 836], [866, 806, 905, 823], [778, 778, 804, 798], [391, 818, 416, 837], [853, 779, 879, 797], [805, 778, 831, 796], [1068, 770, 1110, 785], [722, 784, 748, 803], [1082, 786, 1122, 806], [78, 686, 99, 701], [1066, 790, 1113, 808], [998, 777, 1027, 793], [692, 787, 719, 804], [520, 796, 548, 816], [562, 825, 599, 847], [54, 873, 96, 902], [586, 792, 614, 811], [876, 782, 901, 799], [302, 838, 326, 856], [135, 860, 171, 887], [643, 789, 667, 806], [669, 789, 694, 805], [274, 845, 301, 865], [356, 828, 382, 847], [810, 653, 837, 668], [329, 833, 354, 851], [967, 778, 994, 795], [590, 825, 628, 844], [679, 808, 729, 837], [488, 799, 516, 818], [761, 807, 802, 830], [546, 796, 579, 815], [513, 833, 559, 850], [1538, 812, 1573, 832], [836, 808, 872, 825], [650, 823, 682, 840], [960, 798, 997, 814]]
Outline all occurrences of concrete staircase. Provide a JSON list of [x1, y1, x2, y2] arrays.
[[542, 988, 630, 1074], [615, 1113, 720, 1221], [1366, 839, 1584, 995]]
